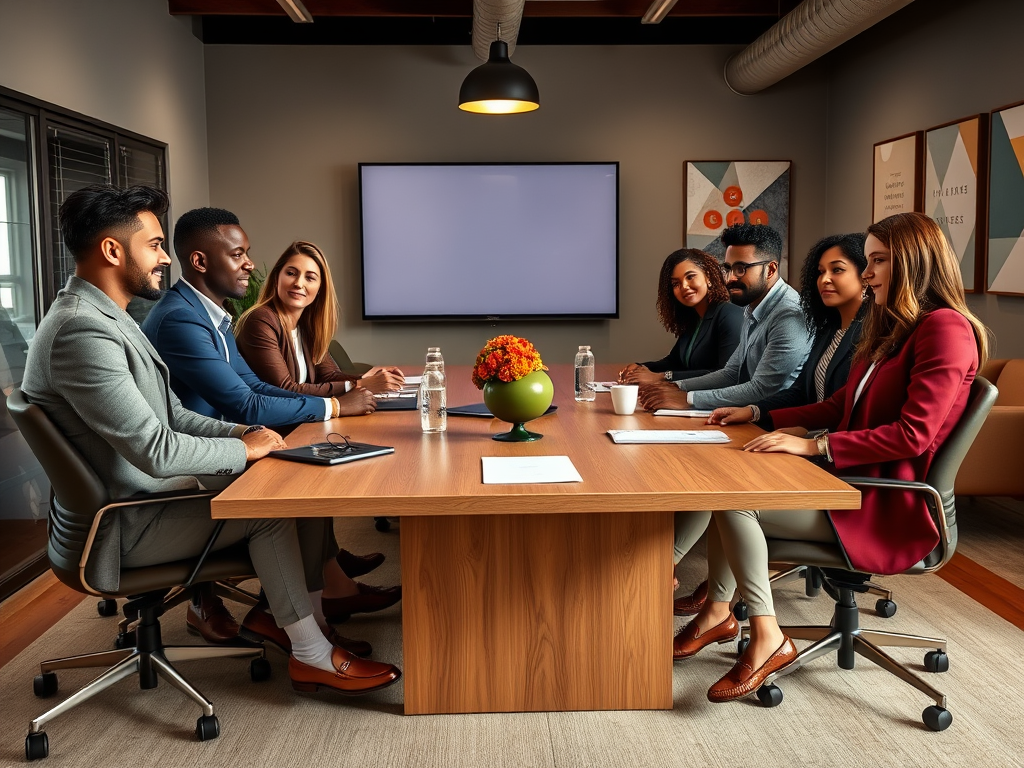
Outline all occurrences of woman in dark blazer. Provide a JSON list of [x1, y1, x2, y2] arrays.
[[620, 249, 742, 385], [670, 212, 988, 702]]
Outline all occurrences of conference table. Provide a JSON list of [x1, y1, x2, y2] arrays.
[[211, 364, 859, 715]]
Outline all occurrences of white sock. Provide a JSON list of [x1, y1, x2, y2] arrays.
[[283, 615, 335, 671], [308, 590, 329, 631]]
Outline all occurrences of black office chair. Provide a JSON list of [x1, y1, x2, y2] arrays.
[[328, 339, 373, 376], [737, 376, 998, 731], [7, 389, 270, 761]]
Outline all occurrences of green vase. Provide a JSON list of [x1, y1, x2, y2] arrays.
[[482, 370, 554, 442]]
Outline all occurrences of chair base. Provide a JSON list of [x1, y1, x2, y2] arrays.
[[26, 597, 267, 760], [738, 585, 951, 729]]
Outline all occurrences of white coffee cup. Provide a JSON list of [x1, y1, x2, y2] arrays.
[[610, 384, 639, 415]]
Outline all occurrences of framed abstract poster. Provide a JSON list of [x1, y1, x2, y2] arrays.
[[987, 100, 1024, 296], [872, 132, 922, 222], [684, 161, 791, 276], [924, 114, 989, 292]]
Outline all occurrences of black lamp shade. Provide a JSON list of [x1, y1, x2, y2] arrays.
[[459, 40, 540, 114]]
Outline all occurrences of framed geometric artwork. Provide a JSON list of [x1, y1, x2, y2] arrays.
[[924, 114, 989, 293], [684, 161, 791, 276], [872, 132, 922, 223], [987, 100, 1024, 296]]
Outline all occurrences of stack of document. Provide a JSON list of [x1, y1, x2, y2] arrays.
[[653, 409, 714, 418], [606, 430, 730, 444]]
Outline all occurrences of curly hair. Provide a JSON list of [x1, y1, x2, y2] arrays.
[[797, 233, 867, 337], [720, 223, 783, 262], [656, 249, 730, 337]]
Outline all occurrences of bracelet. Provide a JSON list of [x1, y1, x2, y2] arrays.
[[748, 405, 760, 422], [664, 371, 673, 381], [241, 425, 265, 436]]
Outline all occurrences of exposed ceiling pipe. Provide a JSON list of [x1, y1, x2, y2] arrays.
[[724, 0, 916, 95], [473, 0, 526, 61]]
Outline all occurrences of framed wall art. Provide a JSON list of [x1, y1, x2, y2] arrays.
[[872, 132, 922, 223], [924, 114, 988, 292], [684, 161, 791, 276], [987, 100, 1024, 296]]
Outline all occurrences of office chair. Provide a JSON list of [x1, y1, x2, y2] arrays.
[[7, 389, 270, 761], [328, 339, 373, 376], [737, 376, 997, 731]]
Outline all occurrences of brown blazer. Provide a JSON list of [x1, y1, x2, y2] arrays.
[[235, 304, 357, 397]]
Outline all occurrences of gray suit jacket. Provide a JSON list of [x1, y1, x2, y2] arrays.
[[21, 276, 247, 591]]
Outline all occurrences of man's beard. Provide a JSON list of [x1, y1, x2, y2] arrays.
[[727, 273, 769, 307], [126, 248, 163, 301]]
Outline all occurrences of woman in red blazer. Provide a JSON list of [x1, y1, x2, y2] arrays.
[[235, 241, 405, 411], [671, 212, 989, 703]]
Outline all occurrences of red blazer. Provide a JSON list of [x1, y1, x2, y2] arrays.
[[235, 304, 357, 397], [771, 309, 978, 575]]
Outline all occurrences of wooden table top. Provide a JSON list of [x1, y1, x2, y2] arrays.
[[210, 364, 859, 519]]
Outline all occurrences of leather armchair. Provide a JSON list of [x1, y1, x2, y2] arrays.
[[6, 389, 269, 761], [955, 359, 1024, 497]]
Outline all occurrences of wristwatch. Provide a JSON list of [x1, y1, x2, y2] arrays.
[[664, 371, 673, 381], [241, 425, 265, 436], [814, 432, 833, 463]]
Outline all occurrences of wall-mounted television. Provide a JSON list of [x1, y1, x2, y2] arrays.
[[358, 162, 619, 320]]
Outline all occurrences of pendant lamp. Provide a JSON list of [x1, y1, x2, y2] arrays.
[[459, 32, 539, 115]]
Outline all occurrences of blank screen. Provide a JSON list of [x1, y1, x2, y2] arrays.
[[359, 163, 618, 319]]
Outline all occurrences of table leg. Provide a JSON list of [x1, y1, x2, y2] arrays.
[[400, 511, 673, 714]]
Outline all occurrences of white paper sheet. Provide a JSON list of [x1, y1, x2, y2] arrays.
[[653, 409, 714, 418], [592, 381, 618, 393], [403, 375, 423, 385], [606, 430, 730, 444], [481, 456, 584, 484]]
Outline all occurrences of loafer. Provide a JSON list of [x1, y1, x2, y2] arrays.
[[336, 548, 386, 579], [185, 593, 240, 643], [240, 605, 373, 658], [322, 583, 402, 623], [673, 580, 708, 616], [707, 636, 798, 702], [673, 613, 739, 660], [289, 647, 401, 695]]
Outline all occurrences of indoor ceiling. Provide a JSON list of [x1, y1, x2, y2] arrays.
[[169, 0, 803, 46]]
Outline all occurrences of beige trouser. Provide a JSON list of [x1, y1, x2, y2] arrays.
[[121, 496, 339, 627], [674, 508, 838, 617]]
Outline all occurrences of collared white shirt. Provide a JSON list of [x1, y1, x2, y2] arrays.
[[179, 278, 233, 362]]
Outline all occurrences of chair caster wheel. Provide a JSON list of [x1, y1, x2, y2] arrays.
[[250, 657, 271, 682], [733, 601, 748, 622], [923, 705, 952, 731], [96, 599, 118, 617], [374, 517, 390, 532], [875, 599, 897, 618], [924, 650, 949, 673], [114, 630, 136, 650], [756, 684, 784, 707], [196, 714, 220, 741], [33, 672, 58, 698], [25, 732, 49, 761], [737, 637, 750, 655]]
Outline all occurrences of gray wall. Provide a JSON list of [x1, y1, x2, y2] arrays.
[[0, 0, 211, 223], [821, 0, 1024, 358], [205, 44, 828, 368]]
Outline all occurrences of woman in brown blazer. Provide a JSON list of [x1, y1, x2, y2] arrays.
[[235, 241, 404, 410]]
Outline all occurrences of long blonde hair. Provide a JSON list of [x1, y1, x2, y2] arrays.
[[236, 241, 339, 365], [859, 212, 988, 366]]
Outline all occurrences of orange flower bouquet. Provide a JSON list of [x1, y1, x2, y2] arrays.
[[472, 335, 548, 389]]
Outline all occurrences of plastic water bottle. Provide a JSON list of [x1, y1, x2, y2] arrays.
[[574, 345, 596, 402], [420, 347, 447, 432]]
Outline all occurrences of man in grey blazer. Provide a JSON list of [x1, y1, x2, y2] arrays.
[[21, 184, 399, 697]]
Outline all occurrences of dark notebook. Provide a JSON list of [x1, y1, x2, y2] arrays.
[[373, 395, 418, 411], [271, 441, 394, 466], [447, 403, 558, 418]]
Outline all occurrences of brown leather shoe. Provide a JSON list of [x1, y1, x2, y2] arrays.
[[186, 592, 240, 643], [322, 583, 402, 623], [289, 647, 401, 695], [673, 613, 739, 660], [707, 636, 798, 702], [240, 606, 373, 658], [673, 580, 708, 616], [336, 548, 386, 579]]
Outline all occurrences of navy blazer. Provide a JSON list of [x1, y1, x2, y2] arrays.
[[641, 301, 743, 381], [142, 282, 326, 427], [755, 316, 863, 430]]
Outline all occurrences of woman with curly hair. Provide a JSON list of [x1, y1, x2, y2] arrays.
[[620, 249, 742, 384]]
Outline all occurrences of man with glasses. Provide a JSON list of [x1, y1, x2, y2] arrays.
[[640, 223, 810, 412]]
